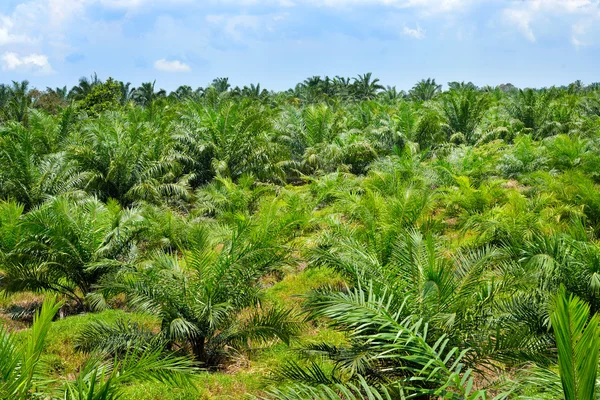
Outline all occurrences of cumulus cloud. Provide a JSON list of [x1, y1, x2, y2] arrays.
[[501, 0, 600, 45], [1, 52, 53, 73], [206, 14, 261, 41], [503, 8, 535, 42], [403, 24, 425, 39], [316, 0, 470, 12], [154, 58, 191, 72], [0, 17, 34, 46], [218, 0, 472, 12]]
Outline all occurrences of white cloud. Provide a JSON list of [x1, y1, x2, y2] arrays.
[[403, 24, 425, 39], [154, 58, 191, 72], [47, 0, 86, 26], [316, 0, 470, 12], [218, 0, 473, 12], [206, 14, 261, 41], [503, 8, 535, 42], [0, 16, 34, 45], [501, 0, 600, 45], [1, 52, 53, 73], [206, 12, 288, 41]]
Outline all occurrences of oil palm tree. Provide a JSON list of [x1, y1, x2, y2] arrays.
[[170, 85, 194, 101], [0, 111, 82, 209], [0, 196, 141, 309], [441, 89, 491, 144], [118, 81, 135, 105], [7, 80, 32, 123], [0, 296, 197, 399], [211, 77, 231, 93], [86, 214, 302, 366], [132, 80, 167, 108], [506, 89, 553, 137], [410, 78, 442, 101], [171, 98, 287, 185], [68, 111, 188, 204], [69, 73, 102, 100], [352, 72, 384, 100]]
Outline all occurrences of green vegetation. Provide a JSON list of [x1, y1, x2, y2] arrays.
[[1, 75, 600, 398]]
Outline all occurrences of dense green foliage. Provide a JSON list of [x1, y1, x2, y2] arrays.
[[1, 75, 600, 398]]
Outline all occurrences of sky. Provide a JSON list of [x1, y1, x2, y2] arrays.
[[0, 0, 599, 91]]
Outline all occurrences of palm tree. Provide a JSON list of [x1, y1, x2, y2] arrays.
[[0, 196, 141, 309], [441, 88, 491, 144], [0, 296, 197, 399], [352, 72, 384, 100], [509, 287, 600, 399], [211, 77, 231, 93], [264, 283, 489, 399], [0, 110, 81, 209], [171, 98, 287, 185], [242, 83, 268, 100], [88, 216, 302, 366], [69, 73, 102, 100], [552, 285, 600, 400], [170, 85, 194, 101], [46, 86, 69, 100], [68, 111, 188, 204], [448, 81, 479, 92], [410, 78, 442, 101], [118, 81, 135, 105], [0, 296, 61, 398], [506, 88, 553, 137], [8, 80, 32, 123], [132, 80, 167, 107], [381, 85, 403, 102]]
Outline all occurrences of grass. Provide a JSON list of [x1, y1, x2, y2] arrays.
[[0, 265, 348, 398], [263, 266, 345, 309], [11, 309, 159, 377], [121, 372, 263, 400]]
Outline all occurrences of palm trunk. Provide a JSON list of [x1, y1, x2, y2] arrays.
[[191, 337, 207, 364]]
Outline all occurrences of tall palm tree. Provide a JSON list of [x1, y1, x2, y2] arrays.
[[170, 85, 194, 101], [69, 73, 102, 100], [118, 81, 135, 105], [46, 86, 69, 100], [8, 80, 32, 123], [211, 77, 231, 93], [352, 72, 384, 100], [410, 78, 442, 101], [132, 80, 167, 107]]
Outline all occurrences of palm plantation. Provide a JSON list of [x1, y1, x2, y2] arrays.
[[1, 74, 600, 399]]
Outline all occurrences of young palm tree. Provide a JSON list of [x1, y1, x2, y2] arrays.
[[0, 196, 141, 309], [68, 110, 188, 204], [441, 88, 491, 144], [171, 98, 287, 185], [87, 215, 302, 366], [0, 111, 82, 209], [0, 296, 197, 399]]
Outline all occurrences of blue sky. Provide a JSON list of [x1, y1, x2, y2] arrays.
[[0, 0, 599, 91]]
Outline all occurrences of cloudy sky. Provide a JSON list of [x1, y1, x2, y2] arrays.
[[0, 0, 599, 91]]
